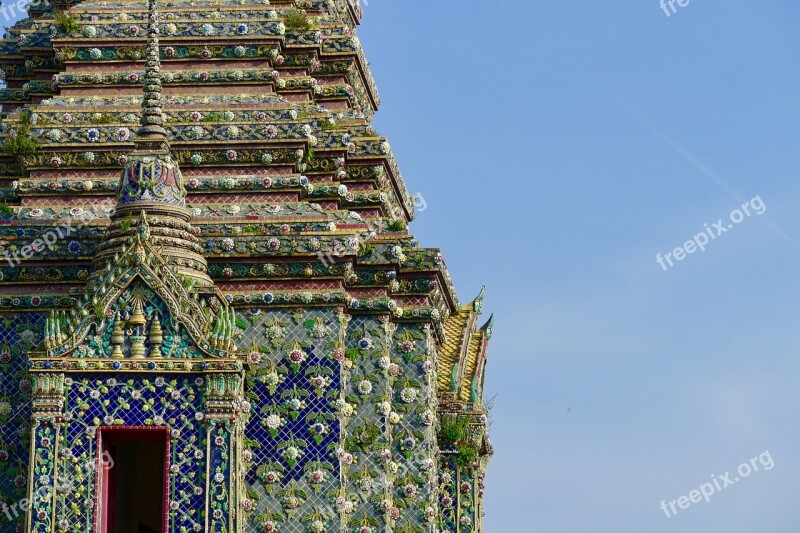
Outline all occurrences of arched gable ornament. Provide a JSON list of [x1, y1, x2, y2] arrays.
[[40, 213, 238, 360]]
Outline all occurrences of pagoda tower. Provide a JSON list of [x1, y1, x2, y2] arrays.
[[0, 1, 493, 532]]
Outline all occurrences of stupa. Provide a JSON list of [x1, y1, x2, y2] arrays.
[[0, 1, 493, 531]]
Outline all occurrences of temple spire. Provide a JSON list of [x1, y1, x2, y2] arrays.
[[138, 0, 167, 141], [100, 0, 208, 286], [110, 0, 189, 217]]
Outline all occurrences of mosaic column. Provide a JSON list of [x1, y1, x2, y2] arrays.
[[205, 372, 245, 533], [389, 323, 439, 531], [26, 372, 64, 532], [437, 418, 487, 533], [341, 315, 393, 532]]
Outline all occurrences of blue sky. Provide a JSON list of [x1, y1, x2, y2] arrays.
[[360, 0, 800, 531]]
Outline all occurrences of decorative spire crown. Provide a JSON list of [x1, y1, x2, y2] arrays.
[[138, 0, 167, 141]]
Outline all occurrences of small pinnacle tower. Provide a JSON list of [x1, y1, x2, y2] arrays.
[[93, 0, 210, 286], [138, 0, 168, 141]]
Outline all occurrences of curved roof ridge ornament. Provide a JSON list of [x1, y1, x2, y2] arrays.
[[473, 285, 485, 314], [480, 314, 494, 339]]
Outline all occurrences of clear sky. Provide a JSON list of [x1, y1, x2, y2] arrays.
[[3, 1, 798, 531], [359, 0, 800, 531]]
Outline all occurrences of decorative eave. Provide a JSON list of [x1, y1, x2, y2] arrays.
[[437, 286, 493, 404]]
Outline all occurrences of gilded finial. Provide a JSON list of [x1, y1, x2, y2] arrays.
[[129, 299, 147, 327], [149, 313, 164, 357], [110, 312, 125, 358]]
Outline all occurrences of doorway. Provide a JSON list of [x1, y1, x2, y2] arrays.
[[98, 428, 168, 533]]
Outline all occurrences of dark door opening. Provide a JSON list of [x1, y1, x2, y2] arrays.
[[98, 428, 168, 533]]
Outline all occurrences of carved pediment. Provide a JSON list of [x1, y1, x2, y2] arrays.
[[41, 215, 239, 360]]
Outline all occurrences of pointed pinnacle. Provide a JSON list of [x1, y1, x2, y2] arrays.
[[138, 0, 167, 139]]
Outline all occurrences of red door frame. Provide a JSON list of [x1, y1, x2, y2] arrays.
[[95, 426, 170, 533]]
